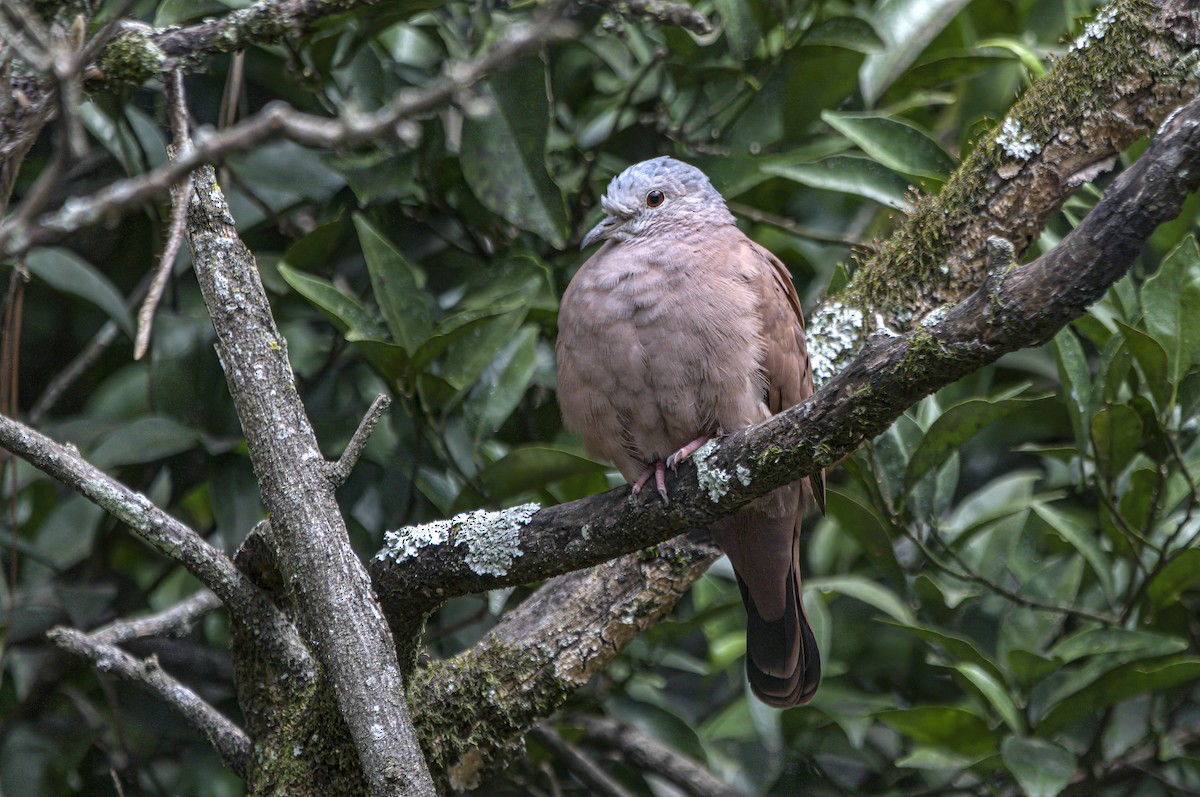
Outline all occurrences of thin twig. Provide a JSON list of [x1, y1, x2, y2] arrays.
[[728, 201, 862, 247], [531, 726, 638, 797], [90, 590, 222, 646], [47, 627, 250, 777], [576, 715, 746, 797], [134, 69, 192, 361], [328, 394, 392, 487]]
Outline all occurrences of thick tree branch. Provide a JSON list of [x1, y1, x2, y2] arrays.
[[373, 89, 1200, 614], [47, 627, 251, 777], [809, 0, 1198, 380], [407, 534, 720, 789], [184, 163, 434, 797]]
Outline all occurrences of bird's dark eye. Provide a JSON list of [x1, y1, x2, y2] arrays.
[[646, 190, 665, 208]]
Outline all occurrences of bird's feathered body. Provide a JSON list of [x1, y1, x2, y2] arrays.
[[556, 156, 825, 707]]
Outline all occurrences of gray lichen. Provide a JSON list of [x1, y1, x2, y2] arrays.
[[995, 118, 1039, 160], [1068, 4, 1118, 53], [807, 299, 865, 388], [693, 440, 731, 503], [379, 503, 540, 577]]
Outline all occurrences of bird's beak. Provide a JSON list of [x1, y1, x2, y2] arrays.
[[581, 215, 620, 250]]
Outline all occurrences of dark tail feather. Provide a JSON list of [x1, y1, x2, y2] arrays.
[[737, 566, 821, 708]]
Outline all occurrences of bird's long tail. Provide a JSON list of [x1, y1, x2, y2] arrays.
[[737, 560, 821, 708]]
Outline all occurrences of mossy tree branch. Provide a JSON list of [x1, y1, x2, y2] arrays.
[[808, 0, 1198, 381]]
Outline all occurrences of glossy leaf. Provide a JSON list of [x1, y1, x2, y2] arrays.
[[1141, 236, 1200, 388], [1090, 404, 1142, 480], [277, 262, 384, 337], [463, 326, 539, 439], [354, 214, 435, 353], [1116, 320, 1170, 410], [479, 446, 606, 502], [1032, 503, 1115, 602], [1146, 548, 1200, 608], [953, 663, 1024, 733], [460, 58, 568, 247], [876, 706, 997, 758], [1002, 737, 1075, 797], [25, 248, 133, 335], [764, 155, 910, 208], [807, 575, 916, 625], [905, 395, 1051, 490], [822, 112, 955, 179], [860, 0, 973, 104], [1036, 658, 1200, 736], [90, 416, 201, 468]]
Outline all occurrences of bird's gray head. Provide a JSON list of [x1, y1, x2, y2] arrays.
[[580, 156, 736, 249]]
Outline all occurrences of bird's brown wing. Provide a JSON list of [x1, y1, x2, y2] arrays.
[[753, 240, 826, 514], [721, 237, 824, 707]]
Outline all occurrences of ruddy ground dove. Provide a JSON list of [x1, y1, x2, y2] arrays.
[[556, 156, 825, 707]]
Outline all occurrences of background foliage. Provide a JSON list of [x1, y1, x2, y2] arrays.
[[6, 0, 1200, 795]]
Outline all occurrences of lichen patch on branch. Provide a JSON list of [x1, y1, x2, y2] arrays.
[[380, 503, 541, 577], [693, 440, 732, 502]]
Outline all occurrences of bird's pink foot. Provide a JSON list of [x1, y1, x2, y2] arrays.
[[632, 461, 670, 504], [666, 435, 711, 471]]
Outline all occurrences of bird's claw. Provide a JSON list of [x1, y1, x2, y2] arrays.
[[666, 435, 711, 471], [632, 461, 670, 504]]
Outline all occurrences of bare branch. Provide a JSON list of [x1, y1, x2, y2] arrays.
[[90, 590, 223, 646], [135, 68, 191, 361], [585, 0, 713, 34], [373, 91, 1200, 609], [47, 627, 251, 777], [530, 726, 637, 797], [0, 10, 575, 258], [328, 394, 391, 487], [576, 715, 747, 797]]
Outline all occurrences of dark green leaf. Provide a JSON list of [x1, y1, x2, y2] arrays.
[[860, 0, 973, 104], [876, 706, 997, 758], [463, 326, 539, 439], [1002, 737, 1075, 797], [1146, 548, 1200, 609], [764, 156, 910, 208], [1031, 503, 1115, 602], [277, 262, 384, 337], [90, 416, 201, 468], [1090, 405, 1141, 480], [1116, 320, 1171, 410], [479, 446, 607, 502], [1053, 328, 1092, 452], [353, 214, 436, 352], [460, 59, 568, 247], [805, 17, 884, 53], [25, 248, 133, 335], [905, 395, 1051, 489], [1141, 235, 1200, 388], [822, 112, 955, 179], [1036, 658, 1200, 736], [713, 0, 762, 60]]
